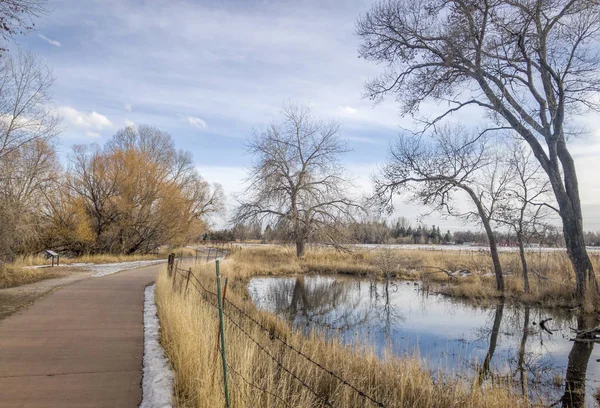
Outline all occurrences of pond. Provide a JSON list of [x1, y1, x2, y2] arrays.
[[247, 275, 600, 407]]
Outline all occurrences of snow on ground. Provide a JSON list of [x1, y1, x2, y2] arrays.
[[23, 259, 166, 275], [140, 284, 174, 408], [89, 260, 166, 277]]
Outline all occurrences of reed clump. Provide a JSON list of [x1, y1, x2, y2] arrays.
[[156, 262, 530, 408]]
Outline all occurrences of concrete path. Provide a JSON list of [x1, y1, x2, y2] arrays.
[[0, 263, 165, 408]]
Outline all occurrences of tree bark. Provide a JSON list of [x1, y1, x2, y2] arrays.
[[548, 145, 596, 303], [517, 231, 530, 294]]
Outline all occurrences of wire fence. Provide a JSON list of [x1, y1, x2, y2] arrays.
[[166, 249, 387, 408]]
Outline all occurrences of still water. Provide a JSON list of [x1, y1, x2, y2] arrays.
[[248, 275, 600, 407]]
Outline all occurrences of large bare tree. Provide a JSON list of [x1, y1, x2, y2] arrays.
[[0, 51, 58, 161], [0, 51, 59, 262], [233, 104, 359, 257], [375, 126, 509, 291], [357, 0, 600, 302]]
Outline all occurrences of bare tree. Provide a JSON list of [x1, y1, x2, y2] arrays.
[[233, 104, 360, 257], [0, 0, 47, 50], [0, 51, 59, 262], [0, 51, 59, 161], [496, 140, 555, 293], [357, 0, 600, 303], [375, 126, 509, 291]]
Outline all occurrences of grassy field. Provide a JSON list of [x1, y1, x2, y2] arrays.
[[222, 244, 597, 308], [156, 261, 529, 408], [0, 264, 62, 289]]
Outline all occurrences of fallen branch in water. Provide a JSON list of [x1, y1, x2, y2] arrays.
[[569, 325, 600, 342]]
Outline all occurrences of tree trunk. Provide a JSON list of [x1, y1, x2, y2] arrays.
[[296, 239, 305, 258], [464, 186, 504, 292], [551, 142, 596, 305], [517, 231, 530, 294], [562, 208, 596, 303]]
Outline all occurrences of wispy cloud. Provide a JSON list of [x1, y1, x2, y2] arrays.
[[38, 34, 61, 47], [125, 103, 132, 112], [188, 116, 207, 129]]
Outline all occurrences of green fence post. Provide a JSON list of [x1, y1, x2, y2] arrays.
[[215, 259, 230, 408]]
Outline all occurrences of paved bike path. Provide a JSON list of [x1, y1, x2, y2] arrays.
[[0, 263, 164, 408]]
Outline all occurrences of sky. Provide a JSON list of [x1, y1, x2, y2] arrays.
[[10, 0, 600, 231]]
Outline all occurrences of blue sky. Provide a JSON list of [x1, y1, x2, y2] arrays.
[[11, 0, 600, 231]]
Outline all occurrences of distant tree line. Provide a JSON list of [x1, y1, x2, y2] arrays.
[[212, 216, 585, 248]]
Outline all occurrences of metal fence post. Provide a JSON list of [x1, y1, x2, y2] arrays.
[[167, 253, 175, 277], [215, 259, 230, 408], [185, 267, 192, 295]]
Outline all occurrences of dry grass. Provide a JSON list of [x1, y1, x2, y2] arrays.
[[0, 264, 60, 289], [222, 245, 598, 308], [156, 262, 530, 408]]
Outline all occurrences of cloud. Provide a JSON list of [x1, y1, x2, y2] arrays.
[[124, 118, 135, 127], [340, 106, 358, 115], [188, 116, 207, 129], [125, 103, 132, 112], [57, 106, 112, 131], [38, 34, 61, 47], [86, 130, 101, 137]]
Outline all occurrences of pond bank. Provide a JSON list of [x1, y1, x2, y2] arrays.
[[248, 274, 600, 407]]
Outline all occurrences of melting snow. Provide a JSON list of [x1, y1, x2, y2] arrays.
[[90, 260, 165, 277], [140, 284, 174, 408]]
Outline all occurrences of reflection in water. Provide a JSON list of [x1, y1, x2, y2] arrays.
[[518, 306, 530, 402], [248, 275, 600, 406], [477, 302, 504, 385], [562, 315, 596, 408]]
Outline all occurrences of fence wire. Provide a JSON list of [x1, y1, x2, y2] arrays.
[[169, 250, 387, 408]]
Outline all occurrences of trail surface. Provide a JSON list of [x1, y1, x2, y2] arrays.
[[0, 263, 164, 408]]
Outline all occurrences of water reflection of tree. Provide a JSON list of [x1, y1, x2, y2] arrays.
[[560, 315, 595, 408], [368, 278, 405, 342], [517, 306, 530, 402], [267, 277, 370, 331], [264, 276, 405, 341], [477, 301, 504, 385]]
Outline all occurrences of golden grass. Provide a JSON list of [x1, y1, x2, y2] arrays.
[[156, 262, 530, 408], [0, 264, 61, 289], [224, 245, 598, 308]]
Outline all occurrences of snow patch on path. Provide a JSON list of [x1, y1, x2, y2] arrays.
[[140, 284, 174, 408], [90, 260, 165, 277]]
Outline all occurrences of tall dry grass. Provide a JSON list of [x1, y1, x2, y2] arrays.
[[222, 245, 597, 307], [0, 264, 61, 289], [156, 263, 530, 408]]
